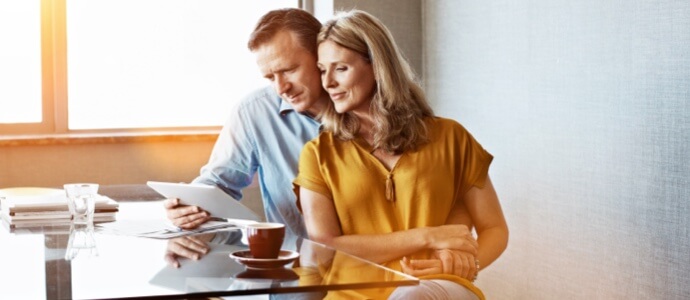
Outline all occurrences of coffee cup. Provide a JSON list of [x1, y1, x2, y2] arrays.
[[246, 222, 285, 259]]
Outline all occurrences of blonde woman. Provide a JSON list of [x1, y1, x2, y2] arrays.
[[294, 10, 508, 300]]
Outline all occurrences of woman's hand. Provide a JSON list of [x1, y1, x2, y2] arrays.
[[434, 249, 478, 281], [400, 256, 442, 277], [401, 250, 478, 281]]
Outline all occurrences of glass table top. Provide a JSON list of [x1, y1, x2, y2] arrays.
[[0, 200, 418, 299]]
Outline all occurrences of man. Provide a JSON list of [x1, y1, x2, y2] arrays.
[[164, 8, 328, 241]]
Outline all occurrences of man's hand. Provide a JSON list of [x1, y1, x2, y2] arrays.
[[434, 249, 477, 281], [163, 198, 210, 229], [164, 234, 214, 268], [427, 224, 479, 255]]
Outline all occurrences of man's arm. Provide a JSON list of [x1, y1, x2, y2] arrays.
[[165, 100, 257, 229]]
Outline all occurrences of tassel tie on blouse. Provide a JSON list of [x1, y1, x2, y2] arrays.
[[385, 173, 396, 202]]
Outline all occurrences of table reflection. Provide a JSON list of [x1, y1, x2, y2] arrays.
[[65, 224, 98, 260], [1, 200, 417, 299]]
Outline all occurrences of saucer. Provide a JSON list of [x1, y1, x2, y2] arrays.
[[229, 250, 299, 270], [235, 268, 299, 281]]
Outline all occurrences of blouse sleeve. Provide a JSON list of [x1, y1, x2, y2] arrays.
[[455, 123, 494, 197], [293, 139, 333, 212]]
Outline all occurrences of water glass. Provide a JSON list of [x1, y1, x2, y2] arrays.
[[64, 183, 99, 225]]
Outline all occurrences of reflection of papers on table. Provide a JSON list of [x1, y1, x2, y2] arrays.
[[96, 219, 239, 239]]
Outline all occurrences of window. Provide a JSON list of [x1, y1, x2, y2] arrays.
[[0, 0, 299, 135], [0, 1, 42, 124]]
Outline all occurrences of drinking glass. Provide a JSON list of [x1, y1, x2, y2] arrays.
[[64, 183, 99, 225]]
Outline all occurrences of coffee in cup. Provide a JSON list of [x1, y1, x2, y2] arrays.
[[246, 222, 285, 259]]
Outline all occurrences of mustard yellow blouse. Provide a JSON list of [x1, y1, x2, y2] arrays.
[[294, 117, 493, 299]]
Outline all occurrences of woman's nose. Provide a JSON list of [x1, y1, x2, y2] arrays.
[[323, 71, 336, 89]]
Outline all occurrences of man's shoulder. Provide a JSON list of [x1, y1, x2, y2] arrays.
[[235, 86, 281, 112]]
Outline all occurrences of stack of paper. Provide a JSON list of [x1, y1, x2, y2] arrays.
[[0, 187, 119, 230]]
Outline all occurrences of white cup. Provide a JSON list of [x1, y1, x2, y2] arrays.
[[64, 183, 99, 225]]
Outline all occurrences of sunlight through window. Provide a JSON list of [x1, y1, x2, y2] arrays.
[[65, 0, 297, 129], [0, 1, 42, 124]]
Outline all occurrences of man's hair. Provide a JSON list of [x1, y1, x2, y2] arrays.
[[318, 10, 434, 154], [248, 8, 322, 55]]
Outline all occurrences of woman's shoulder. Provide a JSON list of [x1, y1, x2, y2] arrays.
[[305, 131, 337, 148], [424, 116, 482, 148], [427, 116, 469, 134], [301, 131, 345, 161]]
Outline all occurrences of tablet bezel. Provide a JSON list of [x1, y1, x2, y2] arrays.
[[146, 181, 261, 222]]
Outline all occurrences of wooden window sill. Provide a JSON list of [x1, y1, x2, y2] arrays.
[[0, 130, 220, 146]]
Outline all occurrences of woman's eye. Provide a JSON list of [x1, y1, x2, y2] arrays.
[[336, 67, 347, 71]]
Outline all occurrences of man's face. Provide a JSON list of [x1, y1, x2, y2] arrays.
[[254, 30, 324, 116]]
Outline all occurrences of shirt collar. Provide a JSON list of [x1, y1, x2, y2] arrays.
[[278, 98, 294, 115], [277, 97, 321, 124]]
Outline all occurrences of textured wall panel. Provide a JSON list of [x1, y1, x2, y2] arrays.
[[424, 0, 690, 299], [334, 0, 423, 77]]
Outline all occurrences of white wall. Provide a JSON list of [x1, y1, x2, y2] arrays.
[[424, 1, 690, 299]]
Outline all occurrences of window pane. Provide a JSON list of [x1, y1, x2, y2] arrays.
[[0, 0, 42, 124], [66, 0, 297, 130]]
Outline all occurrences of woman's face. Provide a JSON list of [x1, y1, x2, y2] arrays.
[[317, 40, 376, 114]]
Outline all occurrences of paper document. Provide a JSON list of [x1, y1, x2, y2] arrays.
[[97, 220, 239, 239]]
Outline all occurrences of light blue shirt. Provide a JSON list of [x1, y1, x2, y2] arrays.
[[193, 86, 320, 239]]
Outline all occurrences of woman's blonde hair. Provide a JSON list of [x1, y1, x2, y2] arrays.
[[318, 10, 434, 154]]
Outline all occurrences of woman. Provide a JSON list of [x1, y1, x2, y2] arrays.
[[293, 10, 508, 300]]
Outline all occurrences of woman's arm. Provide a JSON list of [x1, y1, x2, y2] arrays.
[[300, 188, 478, 264], [465, 175, 509, 270]]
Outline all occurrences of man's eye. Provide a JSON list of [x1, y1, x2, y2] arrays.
[[336, 67, 347, 71]]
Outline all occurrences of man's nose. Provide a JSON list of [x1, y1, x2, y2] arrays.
[[275, 76, 290, 95]]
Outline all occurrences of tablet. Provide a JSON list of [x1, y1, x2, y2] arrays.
[[147, 181, 261, 221]]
